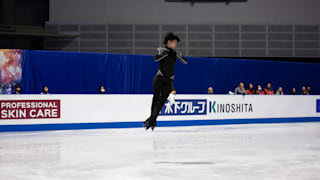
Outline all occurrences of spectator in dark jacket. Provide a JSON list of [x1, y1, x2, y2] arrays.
[[256, 85, 264, 95], [99, 86, 106, 94], [301, 86, 307, 95], [307, 86, 311, 95], [246, 83, 255, 94], [290, 88, 297, 95], [14, 84, 22, 94], [208, 87, 214, 94], [41, 86, 50, 94], [264, 83, 274, 95]]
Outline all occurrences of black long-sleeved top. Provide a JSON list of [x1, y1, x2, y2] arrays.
[[154, 46, 187, 79]]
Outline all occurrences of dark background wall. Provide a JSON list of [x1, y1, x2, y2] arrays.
[[0, 0, 319, 62], [49, 0, 320, 25], [44, 0, 320, 61], [0, 0, 49, 50], [0, 0, 49, 26]]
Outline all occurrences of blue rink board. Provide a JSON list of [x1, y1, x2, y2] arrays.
[[1, 117, 320, 132]]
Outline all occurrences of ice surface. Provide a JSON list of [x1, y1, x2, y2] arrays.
[[1, 122, 320, 180]]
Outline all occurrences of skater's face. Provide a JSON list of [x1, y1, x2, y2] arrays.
[[167, 40, 178, 49]]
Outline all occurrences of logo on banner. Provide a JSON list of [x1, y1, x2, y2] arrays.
[[0, 100, 61, 120], [159, 98, 254, 116], [317, 99, 320, 113], [208, 100, 253, 113], [160, 99, 207, 116]]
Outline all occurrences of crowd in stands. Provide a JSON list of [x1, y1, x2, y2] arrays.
[[230, 82, 311, 95], [0, 83, 313, 95], [0, 84, 51, 94]]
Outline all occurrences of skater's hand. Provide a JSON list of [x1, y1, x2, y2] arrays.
[[168, 93, 176, 106], [175, 50, 183, 57], [176, 50, 188, 64]]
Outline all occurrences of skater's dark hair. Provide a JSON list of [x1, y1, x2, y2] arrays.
[[164, 32, 180, 45]]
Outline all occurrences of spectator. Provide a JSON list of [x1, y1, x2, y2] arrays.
[[14, 84, 22, 94], [301, 86, 307, 95], [0, 84, 3, 94], [235, 82, 247, 95], [290, 88, 297, 94], [171, 90, 177, 95], [276, 87, 284, 95], [41, 86, 50, 94], [246, 83, 255, 94], [307, 86, 311, 95], [208, 87, 214, 94], [99, 85, 106, 94], [264, 83, 274, 95], [256, 85, 264, 95]]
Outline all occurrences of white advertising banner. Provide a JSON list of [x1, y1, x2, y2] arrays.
[[0, 95, 319, 130]]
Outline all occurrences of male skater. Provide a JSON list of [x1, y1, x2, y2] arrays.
[[143, 32, 188, 130]]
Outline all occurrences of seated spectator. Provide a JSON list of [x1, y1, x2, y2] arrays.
[[246, 83, 255, 94], [99, 85, 106, 94], [41, 86, 50, 94], [208, 87, 214, 94], [301, 86, 307, 95], [235, 82, 247, 95], [14, 84, 22, 94], [276, 87, 284, 95], [264, 83, 274, 95], [256, 85, 264, 95], [307, 86, 311, 95], [290, 88, 297, 94]]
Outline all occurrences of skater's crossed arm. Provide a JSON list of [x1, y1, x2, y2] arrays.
[[154, 47, 169, 62], [176, 50, 188, 64]]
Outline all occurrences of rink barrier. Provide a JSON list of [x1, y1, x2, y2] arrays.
[[1, 117, 320, 132], [0, 95, 320, 132]]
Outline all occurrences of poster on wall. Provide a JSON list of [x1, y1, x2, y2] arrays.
[[0, 49, 23, 94]]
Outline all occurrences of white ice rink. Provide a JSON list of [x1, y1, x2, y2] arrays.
[[1, 122, 320, 180]]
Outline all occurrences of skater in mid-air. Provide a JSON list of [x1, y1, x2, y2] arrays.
[[143, 32, 188, 131]]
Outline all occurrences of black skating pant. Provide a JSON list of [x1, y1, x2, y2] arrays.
[[149, 74, 173, 122]]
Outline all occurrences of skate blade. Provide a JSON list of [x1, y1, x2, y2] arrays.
[[144, 122, 152, 130], [151, 124, 156, 131]]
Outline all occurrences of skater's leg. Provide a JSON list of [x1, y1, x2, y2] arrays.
[[144, 75, 162, 129], [149, 83, 171, 130], [150, 80, 172, 120], [151, 74, 162, 115], [145, 90, 160, 128]]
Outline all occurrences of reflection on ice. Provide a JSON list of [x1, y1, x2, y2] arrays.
[[0, 122, 320, 180]]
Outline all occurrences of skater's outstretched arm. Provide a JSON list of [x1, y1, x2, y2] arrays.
[[176, 50, 188, 64], [154, 47, 169, 62]]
